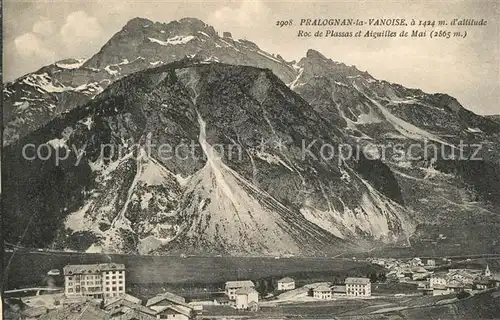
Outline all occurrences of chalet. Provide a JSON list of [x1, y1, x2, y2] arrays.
[[313, 285, 332, 300], [105, 294, 142, 307], [146, 292, 186, 311], [225, 280, 255, 300], [277, 277, 295, 291], [154, 304, 192, 320], [345, 277, 371, 297], [429, 276, 447, 288], [234, 287, 259, 310], [105, 298, 156, 320]]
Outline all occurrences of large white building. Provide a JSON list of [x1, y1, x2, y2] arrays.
[[225, 280, 255, 300], [235, 287, 259, 310], [313, 285, 332, 300], [430, 276, 447, 288], [277, 277, 295, 291], [63, 263, 126, 300], [345, 277, 371, 297]]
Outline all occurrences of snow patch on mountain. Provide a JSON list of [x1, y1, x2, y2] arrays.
[[353, 83, 452, 146], [148, 36, 196, 46], [22, 73, 68, 93], [55, 58, 88, 69]]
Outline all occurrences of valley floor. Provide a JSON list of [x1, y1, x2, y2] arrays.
[[200, 289, 500, 319]]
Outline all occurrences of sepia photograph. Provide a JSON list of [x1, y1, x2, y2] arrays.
[[2, 0, 500, 319]]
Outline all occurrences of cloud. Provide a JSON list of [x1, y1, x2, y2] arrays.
[[10, 10, 106, 79], [60, 11, 105, 56], [14, 32, 55, 60], [208, 0, 270, 31], [32, 18, 56, 37]]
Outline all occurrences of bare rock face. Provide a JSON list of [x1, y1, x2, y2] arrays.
[[290, 48, 500, 255], [3, 62, 413, 255], [3, 17, 500, 256]]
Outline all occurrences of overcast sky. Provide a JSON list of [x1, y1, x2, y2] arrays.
[[3, 0, 499, 115]]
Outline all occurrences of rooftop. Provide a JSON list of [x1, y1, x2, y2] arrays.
[[345, 277, 370, 285], [155, 304, 192, 317], [146, 292, 186, 307], [278, 277, 294, 283], [235, 287, 258, 295], [104, 294, 143, 308], [313, 285, 331, 292], [105, 299, 156, 316], [225, 280, 255, 289], [63, 263, 125, 275]]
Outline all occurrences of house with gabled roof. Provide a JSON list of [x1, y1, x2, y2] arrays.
[[277, 277, 295, 291], [235, 287, 259, 310], [313, 285, 332, 300], [146, 291, 186, 311], [345, 277, 371, 297], [154, 304, 193, 320], [104, 293, 142, 307], [225, 280, 255, 300], [104, 297, 156, 319]]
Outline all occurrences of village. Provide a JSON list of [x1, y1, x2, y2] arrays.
[[3, 255, 499, 319], [369, 257, 499, 296]]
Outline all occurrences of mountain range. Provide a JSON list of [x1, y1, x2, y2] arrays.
[[3, 17, 500, 256]]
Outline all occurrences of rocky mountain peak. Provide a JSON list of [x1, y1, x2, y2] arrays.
[[298, 49, 370, 82], [305, 48, 328, 60], [124, 17, 154, 29]]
